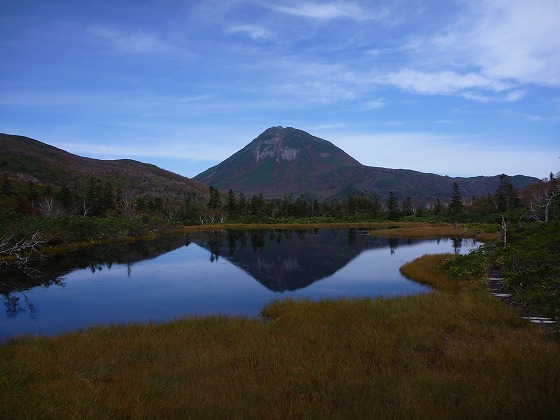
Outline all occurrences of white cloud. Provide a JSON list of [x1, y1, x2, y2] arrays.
[[91, 26, 168, 54], [380, 69, 511, 96], [227, 24, 273, 40], [461, 90, 525, 103], [271, 1, 370, 21], [362, 98, 386, 110], [467, 0, 560, 87], [365, 0, 560, 101]]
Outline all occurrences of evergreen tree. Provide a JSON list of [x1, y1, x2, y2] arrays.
[[311, 199, 320, 217], [329, 198, 342, 219], [495, 174, 520, 213], [293, 195, 308, 217], [237, 193, 247, 217], [281, 195, 293, 217], [58, 185, 72, 211], [250, 193, 265, 217], [100, 182, 115, 214], [227, 189, 237, 214], [402, 196, 413, 216], [434, 199, 444, 215], [86, 177, 105, 215], [207, 186, 221, 209], [387, 192, 400, 220], [347, 193, 357, 217], [448, 182, 464, 215]]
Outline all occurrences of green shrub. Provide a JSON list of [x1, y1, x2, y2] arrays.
[[444, 248, 488, 280]]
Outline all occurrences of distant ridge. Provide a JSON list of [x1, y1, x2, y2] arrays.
[[0, 133, 208, 199], [194, 126, 538, 202]]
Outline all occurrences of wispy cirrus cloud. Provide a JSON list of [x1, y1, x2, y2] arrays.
[[226, 24, 273, 40], [270, 1, 372, 21], [402, 0, 560, 90], [91, 26, 168, 54], [466, 0, 560, 87], [362, 98, 386, 110], [364, 0, 560, 101], [379, 69, 512, 96], [461, 90, 526, 103]]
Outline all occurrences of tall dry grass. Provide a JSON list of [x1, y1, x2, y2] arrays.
[[372, 222, 499, 242], [2, 254, 559, 418]]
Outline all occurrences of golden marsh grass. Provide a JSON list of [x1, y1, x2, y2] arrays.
[[371, 222, 500, 242], [1, 253, 559, 418]]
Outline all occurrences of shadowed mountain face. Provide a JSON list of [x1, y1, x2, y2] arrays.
[[193, 228, 428, 292], [195, 126, 360, 199], [194, 126, 538, 202], [0, 133, 208, 199]]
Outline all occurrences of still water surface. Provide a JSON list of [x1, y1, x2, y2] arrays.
[[0, 229, 477, 341]]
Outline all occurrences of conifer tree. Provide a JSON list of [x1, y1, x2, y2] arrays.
[[227, 189, 237, 214], [347, 193, 357, 217], [402, 196, 413, 216], [434, 199, 444, 214], [495, 174, 520, 213], [387, 192, 400, 220], [448, 182, 464, 215], [207, 186, 221, 209]]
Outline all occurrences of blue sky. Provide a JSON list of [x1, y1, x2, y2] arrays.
[[1, 0, 558, 179]]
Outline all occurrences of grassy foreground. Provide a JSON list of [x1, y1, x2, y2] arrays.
[[2, 254, 559, 418]]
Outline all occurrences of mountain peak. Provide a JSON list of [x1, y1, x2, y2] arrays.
[[252, 127, 303, 163], [193, 127, 362, 198], [248, 126, 359, 165], [193, 127, 538, 201]]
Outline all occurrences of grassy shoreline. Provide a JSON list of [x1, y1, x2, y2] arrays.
[[33, 221, 500, 256], [2, 245, 559, 417], [371, 222, 500, 242]]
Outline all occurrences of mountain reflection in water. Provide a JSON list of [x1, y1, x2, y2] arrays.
[[195, 229, 429, 292], [0, 229, 476, 341]]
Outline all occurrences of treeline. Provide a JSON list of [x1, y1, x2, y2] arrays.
[[0, 175, 203, 222], [1, 172, 559, 227], [204, 174, 559, 224]]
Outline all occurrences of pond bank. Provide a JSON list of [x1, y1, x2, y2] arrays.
[[34, 221, 499, 257], [1, 253, 559, 418]]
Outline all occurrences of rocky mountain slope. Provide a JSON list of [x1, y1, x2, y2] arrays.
[[194, 126, 538, 202]]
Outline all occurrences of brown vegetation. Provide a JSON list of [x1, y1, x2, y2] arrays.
[[371, 222, 500, 242], [1, 253, 559, 418]]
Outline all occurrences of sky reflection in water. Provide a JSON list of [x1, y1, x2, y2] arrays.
[[0, 229, 477, 341]]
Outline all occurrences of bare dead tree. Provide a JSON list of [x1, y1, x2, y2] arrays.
[[527, 182, 558, 223], [116, 191, 139, 218], [81, 200, 93, 216], [39, 197, 64, 216], [0, 231, 46, 266], [163, 203, 180, 221], [501, 215, 507, 248]]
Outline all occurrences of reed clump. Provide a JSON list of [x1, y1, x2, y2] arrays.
[[1, 253, 559, 418]]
